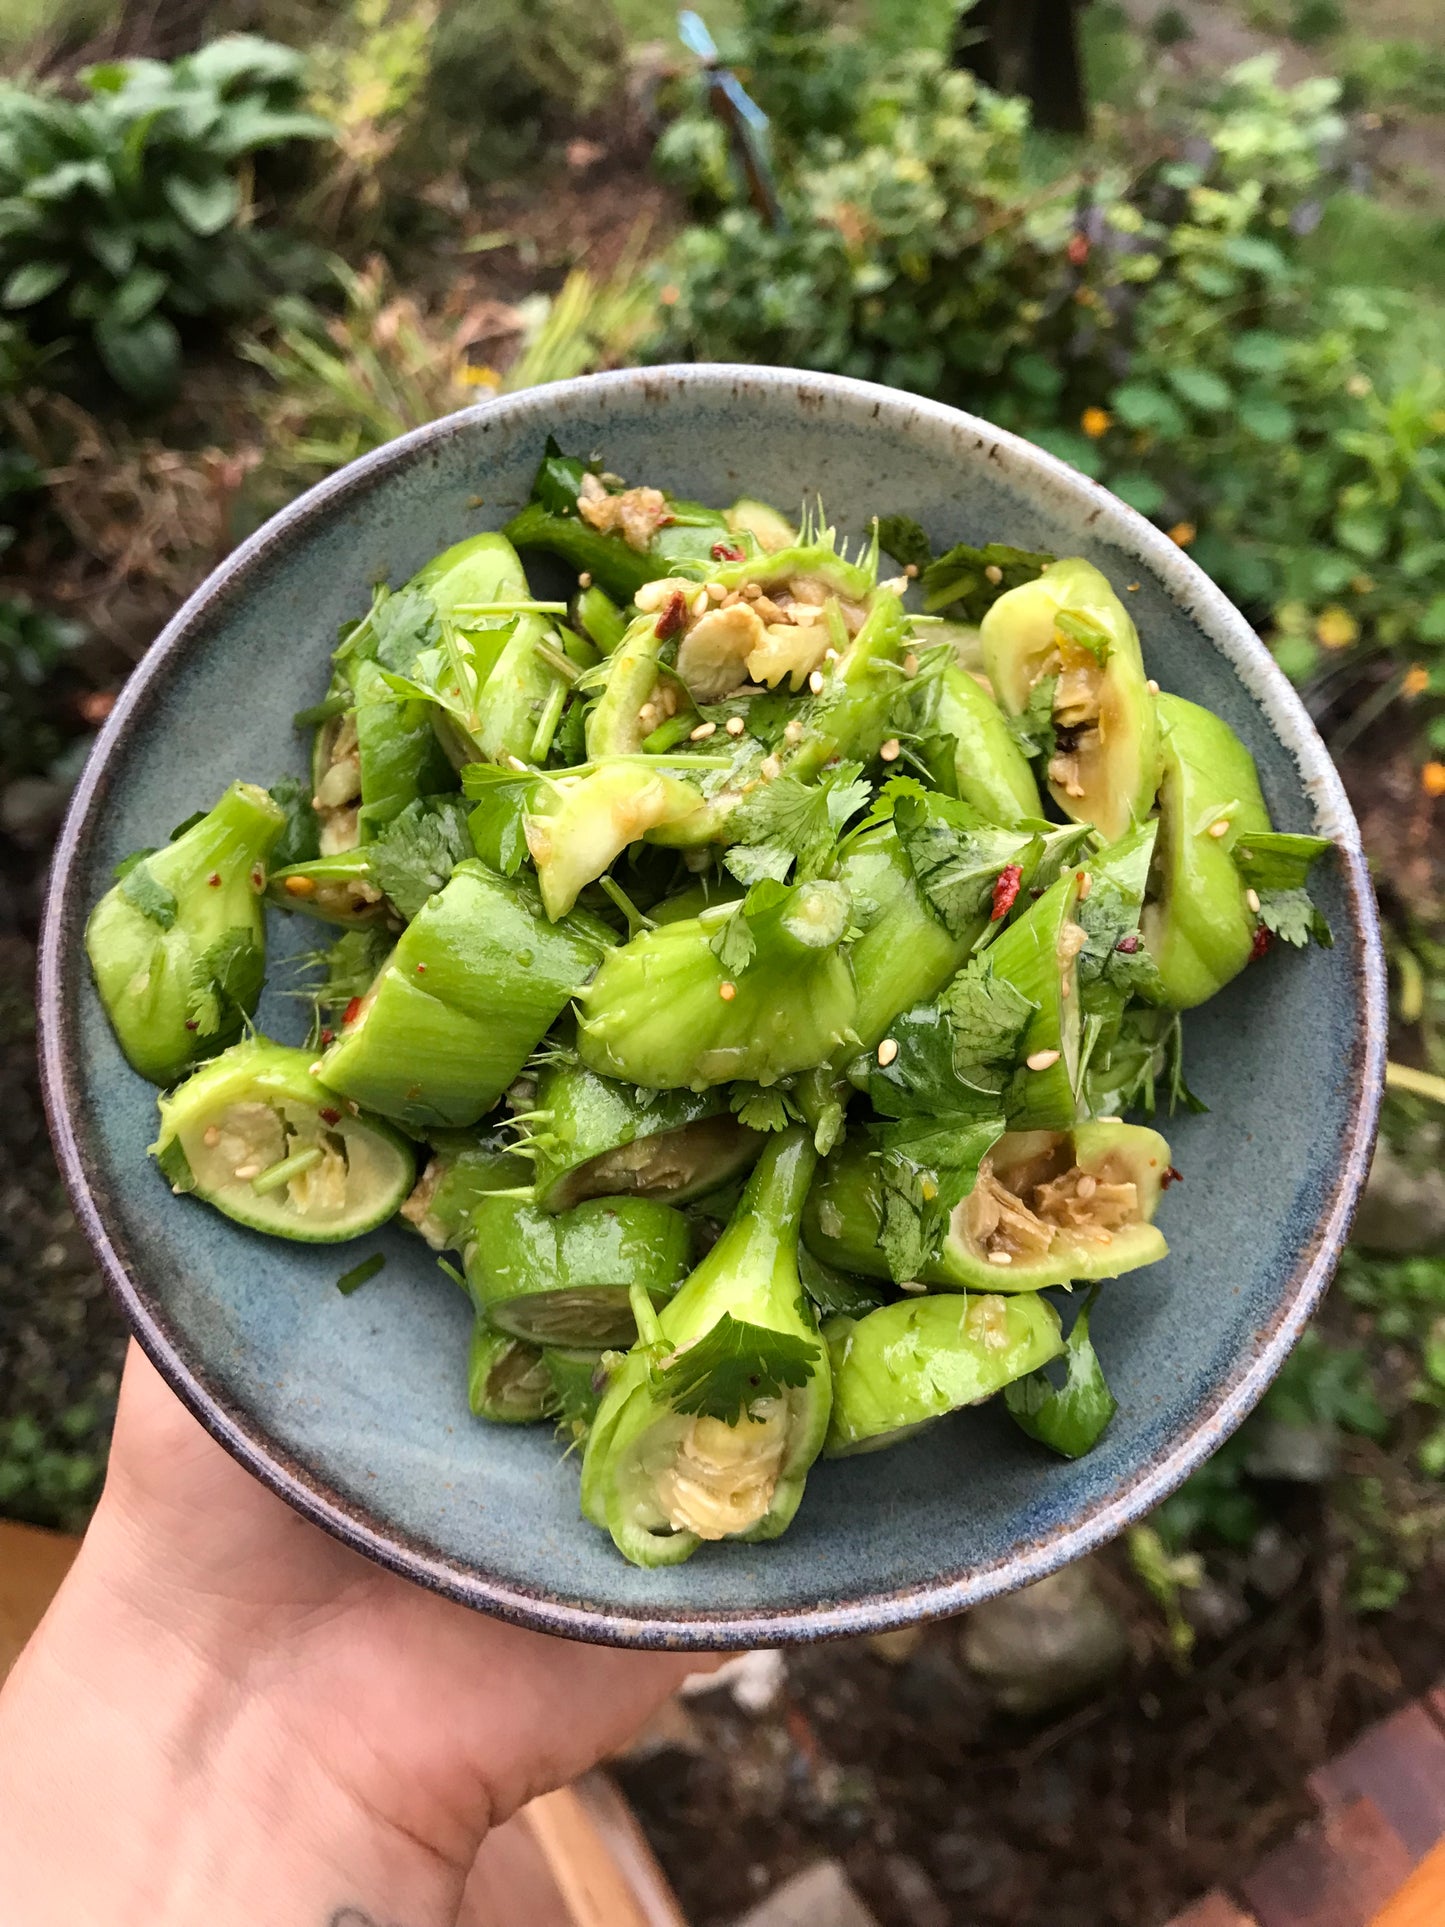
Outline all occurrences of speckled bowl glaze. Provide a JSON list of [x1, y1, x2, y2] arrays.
[[40, 366, 1385, 1648]]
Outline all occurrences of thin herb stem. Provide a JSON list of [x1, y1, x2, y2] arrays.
[[1385, 1061, 1445, 1107], [453, 600, 569, 616], [532, 637, 580, 685], [530, 679, 569, 763], [251, 1145, 325, 1195], [599, 874, 657, 937]]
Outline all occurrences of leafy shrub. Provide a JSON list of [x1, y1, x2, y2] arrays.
[[0, 592, 85, 780], [0, 36, 331, 403]]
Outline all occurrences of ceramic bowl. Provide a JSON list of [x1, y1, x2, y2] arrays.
[[40, 366, 1386, 1648]]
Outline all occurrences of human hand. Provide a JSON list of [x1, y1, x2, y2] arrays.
[[0, 1341, 711, 1927]]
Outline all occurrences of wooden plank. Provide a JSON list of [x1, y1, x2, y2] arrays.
[[569, 1773, 688, 1927], [522, 1777, 684, 1927], [1242, 1798, 1414, 1927], [1167, 1893, 1261, 1927], [1309, 1703, 1445, 1860], [0, 1523, 80, 1682], [458, 1807, 576, 1927], [1369, 1838, 1445, 1927]]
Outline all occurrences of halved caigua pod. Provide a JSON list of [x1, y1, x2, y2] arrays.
[[840, 820, 984, 1050], [399, 1127, 531, 1251], [802, 1121, 1169, 1291], [151, 1037, 414, 1242], [268, 850, 397, 930], [526, 1053, 763, 1212], [352, 657, 455, 842], [986, 867, 1087, 1133], [526, 763, 706, 919], [318, 861, 608, 1130], [823, 1293, 1064, 1456], [723, 497, 797, 553], [463, 1194, 691, 1346], [913, 662, 1043, 827], [1140, 693, 1272, 1009], [468, 1322, 555, 1423], [981, 557, 1160, 842]]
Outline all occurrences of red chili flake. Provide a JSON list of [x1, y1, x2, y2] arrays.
[[415, 961, 427, 974], [343, 996, 363, 1026], [711, 540, 744, 562], [1161, 1165, 1184, 1189], [654, 589, 688, 639], [206, 871, 221, 888], [1067, 232, 1090, 267], [990, 864, 1023, 922], [319, 1028, 335, 1046], [183, 1019, 198, 1031], [1116, 934, 1141, 954], [319, 1107, 342, 1125], [1250, 925, 1272, 962]]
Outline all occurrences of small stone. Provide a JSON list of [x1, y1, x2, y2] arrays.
[[729, 1860, 881, 1927], [1351, 1139, 1445, 1254], [681, 1646, 785, 1713], [960, 1560, 1128, 1716]]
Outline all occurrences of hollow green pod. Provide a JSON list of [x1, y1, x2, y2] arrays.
[[574, 583, 629, 656], [823, 1292, 1064, 1456], [579, 1128, 830, 1568], [576, 879, 857, 1091], [913, 662, 1043, 827], [723, 497, 797, 553], [525, 763, 706, 919], [981, 557, 1160, 843], [399, 1128, 531, 1251], [584, 609, 678, 759], [985, 868, 1086, 1132], [352, 657, 455, 840], [1140, 693, 1272, 1009], [151, 1038, 414, 1242], [463, 1194, 691, 1346], [840, 820, 985, 1050], [318, 860, 608, 1130], [468, 1322, 555, 1424], [802, 1122, 1170, 1290], [267, 850, 395, 929], [526, 1054, 762, 1211], [86, 782, 284, 1086]]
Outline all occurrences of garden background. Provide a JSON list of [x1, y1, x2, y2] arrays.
[[0, 2, 1443, 1921]]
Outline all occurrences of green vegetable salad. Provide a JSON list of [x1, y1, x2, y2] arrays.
[[85, 441, 1334, 1569]]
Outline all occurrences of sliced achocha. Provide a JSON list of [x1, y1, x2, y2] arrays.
[[268, 849, 396, 928], [981, 557, 1160, 843], [544, 1346, 608, 1440], [319, 860, 608, 1129], [524, 1053, 762, 1212], [1140, 693, 1272, 1009], [468, 1323, 555, 1423], [984, 867, 1088, 1132], [803, 1121, 1170, 1290], [577, 878, 857, 1091], [151, 1038, 414, 1241], [913, 662, 1043, 827], [823, 1293, 1063, 1456], [580, 1127, 830, 1568], [86, 782, 284, 1086], [399, 1127, 531, 1251], [525, 762, 705, 918], [463, 1193, 690, 1346]]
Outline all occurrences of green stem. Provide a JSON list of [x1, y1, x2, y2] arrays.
[[1385, 1061, 1445, 1106], [530, 679, 569, 763], [598, 874, 657, 937], [251, 1144, 324, 1195], [532, 637, 580, 684], [453, 600, 570, 616]]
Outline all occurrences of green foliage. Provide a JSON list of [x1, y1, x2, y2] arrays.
[[0, 1405, 106, 1532], [0, 37, 330, 402], [0, 592, 85, 780]]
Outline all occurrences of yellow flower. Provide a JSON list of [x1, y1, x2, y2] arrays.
[[1403, 664, 1429, 698], [1423, 762, 1445, 799], [458, 363, 501, 390], [1167, 522, 1196, 548], [1081, 406, 1112, 439], [1314, 605, 1359, 651]]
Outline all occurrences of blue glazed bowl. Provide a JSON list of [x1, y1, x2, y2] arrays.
[[40, 367, 1386, 1648]]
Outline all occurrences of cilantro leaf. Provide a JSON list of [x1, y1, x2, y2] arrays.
[[267, 773, 321, 869], [891, 792, 1039, 937], [303, 926, 390, 1019], [530, 434, 590, 516], [943, 956, 1039, 1098], [724, 843, 795, 886], [725, 761, 871, 884], [872, 1113, 1005, 1282], [730, 1083, 803, 1132], [1258, 886, 1331, 949], [1230, 830, 1332, 893], [920, 541, 1054, 620], [371, 588, 442, 674], [367, 796, 473, 919], [1005, 674, 1058, 762], [653, 1313, 820, 1423], [798, 1244, 887, 1320], [113, 846, 159, 882], [876, 514, 933, 573], [119, 859, 177, 929], [186, 930, 264, 1040], [462, 765, 539, 877], [708, 902, 756, 975], [1005, 1284, 1117, 1458]]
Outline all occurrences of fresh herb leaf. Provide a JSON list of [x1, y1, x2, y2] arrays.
[[653, 1312, 820, 1423], [725, 760, 871, 884], [872, 1113, 1005, 1282], [724, 843, 795, 886], [1005, 674, 1058, 762], [1231, 830, 1332, 893], [186, 930, 264, 1040], [730, 1083, 803, 1132], [708, 902, 756, 975], [530, 434, 590, 516], [267, 773, 321, 869], [1257, 886, 1331, 949], [876, 514, 933, 573], [113, 846, 159, 882], [921, 541, 1054, 620], [371, 588, 442, 674], [336, 1252, 386, 1296], [943, 956, 1039, 1097], [1005, 1284, 1117, 1458], [302, 926, 390, 1018], [798, 1244, 887, 1320], [119, 858, 177, 929], [1054, 608, 1112, 664], [367, 796, 472, 919], [697, 686, 795, 749], [892, 792, 1039, 937], [169, 809, 207, 840], [463, 765, 539, 877]]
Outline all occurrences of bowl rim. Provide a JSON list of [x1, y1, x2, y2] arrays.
[[38, 363, 1387, 1648]]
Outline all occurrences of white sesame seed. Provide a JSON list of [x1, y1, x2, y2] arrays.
[[984, 564, 1003, 585], [706, 581, 726, 601], [1147, 677, 1160, 694], [203, 1125, 221, 1148], [233, 1163, 261, 1181], [760, 755, 782, 780], [690, 721, 717, 740], [692, 592, 709, 618], [638, 703, 658, 726], [880, 738, 901, 762], [898, 1278, 929, 1293], [725, 715, 746, 737], [808, 670, 825, 695], [1246, 887, 1261, 913], [903, 652, 919, 677], [987, 1249, 1014, 1266], [1128, 582, 1140, 593], [742, 582, 762, 600], [309, 1061, 325, 1076], [1208, 818, 1230, 839], [1077, 871, 1093, 900], [877, 1037, 899, 1067], [784, 719, 804, 744], [578, 571, 592, 588], [1026, 1048, 1061, 1072], [1076, 1173, 1097, 1201], [507, 754, 530, 772], [823, 647, 839, 663]]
